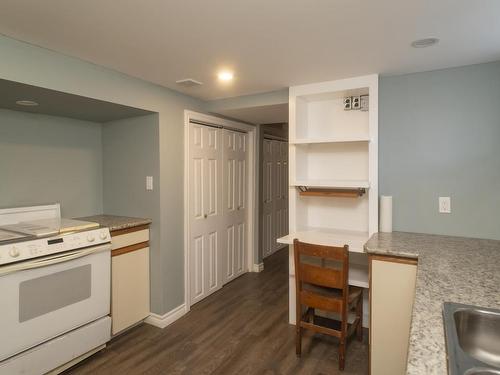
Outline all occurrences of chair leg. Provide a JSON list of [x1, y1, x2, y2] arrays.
[[296, 304, 302, 357], [339, 309, 348, 371], [356, 297, 363, 342], [296, 325, 302, 357], [339, 340, 346, 371]]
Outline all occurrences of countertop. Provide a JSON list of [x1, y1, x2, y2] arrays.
[[76, 214, 152, 232], [364, 231, 500, 375]]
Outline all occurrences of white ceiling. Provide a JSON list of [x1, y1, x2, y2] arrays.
[[0, 0, 499, 101]]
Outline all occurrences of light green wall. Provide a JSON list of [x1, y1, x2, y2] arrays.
[[102, 114, 162, 312], [0, 108, 103, 217], [0, 35, 205, 314], [379, 61, 500, 240]]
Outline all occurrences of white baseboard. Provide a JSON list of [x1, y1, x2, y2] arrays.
[[145, 303, 188, 329], [252, 262, 264, 272]]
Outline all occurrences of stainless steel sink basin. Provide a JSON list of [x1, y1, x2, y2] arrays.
[[464, 369, 500, 375], [455, 308, 500, 367], [444, 303, 500, 375]]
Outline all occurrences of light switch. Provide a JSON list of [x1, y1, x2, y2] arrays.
[[146, 176, 153, 191], [439, 197, 451, 213]]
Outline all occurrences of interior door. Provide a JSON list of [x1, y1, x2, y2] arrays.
[[222, 129, 247, 285], [189, 123, 223, 305], [262, 139, 289, 258], [278, 141, 289, 244], [261, 139, 274, 258], [272, 140, 282, 252]]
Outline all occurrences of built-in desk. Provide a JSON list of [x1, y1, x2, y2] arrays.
[[277, 227, 370, 326]]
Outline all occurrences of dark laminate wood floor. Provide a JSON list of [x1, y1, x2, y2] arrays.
[[66, 248, 368, 375]]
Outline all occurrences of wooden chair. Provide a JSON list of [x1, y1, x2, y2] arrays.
[[293, 239, 363, 371]]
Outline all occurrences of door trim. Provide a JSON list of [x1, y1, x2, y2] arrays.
[[184, 110, 257, 312]]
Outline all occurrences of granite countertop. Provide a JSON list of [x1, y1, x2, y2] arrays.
[[76, 214, 152, 232], [365, 231, 500, 375]]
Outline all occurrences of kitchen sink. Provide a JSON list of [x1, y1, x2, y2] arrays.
[[464, 369, 500, 375], [455, 308, 500, 367], [443, 303, 500, 375]]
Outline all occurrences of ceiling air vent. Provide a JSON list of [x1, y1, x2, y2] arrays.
[[175, 78, 203, 87]]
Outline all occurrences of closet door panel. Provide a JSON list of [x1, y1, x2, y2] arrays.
[[261, 139, 289, 258], [222, 129, 247, 284], [189, 124, 223, 306], [262, 139, 274, 258]]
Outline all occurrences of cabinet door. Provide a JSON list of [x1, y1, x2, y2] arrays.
[[370, 257, 417, 375], [112, 247, 150, 335]]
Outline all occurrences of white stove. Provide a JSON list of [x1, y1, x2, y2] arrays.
[[0, 205, 112, 375]]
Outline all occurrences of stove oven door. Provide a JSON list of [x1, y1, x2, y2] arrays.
[[0, 244, 111, 361]]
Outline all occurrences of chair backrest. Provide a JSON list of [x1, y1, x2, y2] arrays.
[[293, 239, 349, 292]]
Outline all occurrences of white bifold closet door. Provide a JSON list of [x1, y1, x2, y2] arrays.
[[262, 139, 288, 259], [262, 139, 274, 259], [189, 124, 223, 305], [222, 129, 247, 285], [189, 123, 247, 306]]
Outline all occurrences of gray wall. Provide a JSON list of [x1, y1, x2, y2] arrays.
[[102, 114, 162, 312], [0, 108, 103, 217], [379, 61, 500, 240], [0, 34, 205, 315]]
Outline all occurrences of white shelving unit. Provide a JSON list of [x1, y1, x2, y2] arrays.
[[280, 74, 378, 327]]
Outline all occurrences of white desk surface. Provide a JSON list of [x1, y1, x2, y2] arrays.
[[278, 227, 370, 254]]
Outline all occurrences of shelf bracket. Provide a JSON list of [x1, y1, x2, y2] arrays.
[[297, 186, 366, 198]]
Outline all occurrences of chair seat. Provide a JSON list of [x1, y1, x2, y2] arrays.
[[302, 283, 362, 304]]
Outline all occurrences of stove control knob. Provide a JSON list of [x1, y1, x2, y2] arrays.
[[100, 232, 108, 240], [87, 234, 95, 243], [9, 247, 20, 258]]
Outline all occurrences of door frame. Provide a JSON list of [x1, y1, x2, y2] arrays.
[[184, 110, 258, 312]]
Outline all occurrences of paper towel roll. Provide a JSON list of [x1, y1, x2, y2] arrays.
[[380, 195, 393, 233]]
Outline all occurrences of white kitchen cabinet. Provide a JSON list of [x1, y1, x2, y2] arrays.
[[369, 254, 417, 375], [111, 225, 150, 335]]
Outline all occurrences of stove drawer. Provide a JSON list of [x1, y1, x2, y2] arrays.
[[0, 316, 111, 375]]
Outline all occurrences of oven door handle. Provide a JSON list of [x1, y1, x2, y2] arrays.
[[0, 243, 111, 276]]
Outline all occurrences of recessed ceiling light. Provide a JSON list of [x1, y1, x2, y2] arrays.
[[217, 71, 234, 81], [411, 38, 439, 48], [16, 100, 39, 106]]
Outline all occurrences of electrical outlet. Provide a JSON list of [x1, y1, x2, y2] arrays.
[[439, 197, 451, 213], [343, 97, 352, 110], [352, 96, 361, 110], [146, 176, 153, 191]]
